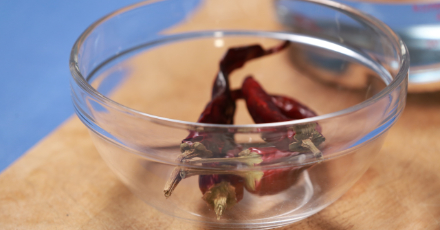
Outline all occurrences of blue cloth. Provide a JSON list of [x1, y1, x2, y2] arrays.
[[0, 0, 196, 171]]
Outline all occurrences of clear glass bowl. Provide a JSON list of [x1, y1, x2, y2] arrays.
[[70, 0, 408, 229], [285, 0, 439, 92]]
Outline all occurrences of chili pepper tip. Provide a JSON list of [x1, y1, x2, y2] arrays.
[[163, 167, 183, 198]]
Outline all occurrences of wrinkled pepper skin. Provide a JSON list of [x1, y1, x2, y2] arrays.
[[241, 76, 317, 123], [181, 94, 236, 158], [232, 88, 317, 121], [182, 42, 292, 156], [270, 95, 317, 119], [241, 76, 291, 123], [241, 76, 321, 151]]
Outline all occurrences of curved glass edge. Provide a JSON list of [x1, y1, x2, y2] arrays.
[[69, 0, 409, 131], [78, 104, 404, 170]]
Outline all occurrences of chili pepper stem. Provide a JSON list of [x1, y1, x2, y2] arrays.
[[202, 181, 237, 220], [301, 139, 323, 161], [163, 167, 183, 198], [180, 142, 213, 160], [163, 142, 214, 198], [184, 154, 263, 166], [215, 197, 227, 220], [289, 123, 325, 161]]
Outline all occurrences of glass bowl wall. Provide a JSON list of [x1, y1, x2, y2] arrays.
[[70, 0, 408, 228]]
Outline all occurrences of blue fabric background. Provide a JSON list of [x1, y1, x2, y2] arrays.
[[0, 0, 194, 171]]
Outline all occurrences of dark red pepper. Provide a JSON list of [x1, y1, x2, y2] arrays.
[[180, 41, 291, 159], [213, 41, 290, 100], [241, 76, 296, 123], [271, 95, 317, 119], [241, 76, 325, 155], [161, 40, 328, 220], [179, 89, 237, 160], [171, 158, 257, 219], [164, 42, 291, 198], [231, 89, 316, 120], [164, 98, 236, 198]]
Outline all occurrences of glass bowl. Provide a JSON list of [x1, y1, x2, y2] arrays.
[[284, 0, 438, 92], [69, 0, 408, 229]]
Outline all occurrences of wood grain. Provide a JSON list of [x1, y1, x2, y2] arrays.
[[2, 0, 440, 229], [2, 91, 440, 230]]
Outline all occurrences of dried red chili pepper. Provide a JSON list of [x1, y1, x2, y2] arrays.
[[181, 88, 319, 212], [178, 41, 292, 161], [163, 80, 236, 198], [164, 89, 237, 198], [199, 173, 244, 220], [164, 41, 291, 198], [231, 89, 317, 121], [161, 40, 329, 219], [241, 76, 325, 157], [213, 41, 290, 100], [167, 77, 323, 198], [241, 77, 293, 123], [271, 95, 317, 119]]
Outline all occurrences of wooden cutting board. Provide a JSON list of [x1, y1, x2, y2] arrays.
[[2, 91, 440, 230], [2, 0, 440, 229]]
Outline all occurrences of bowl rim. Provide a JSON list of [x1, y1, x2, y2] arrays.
[[69, 0, 409, 130]]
